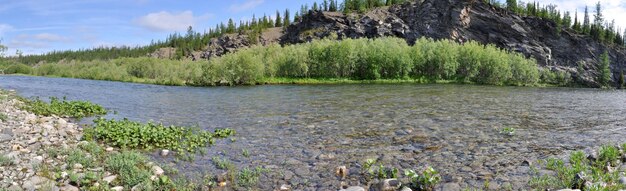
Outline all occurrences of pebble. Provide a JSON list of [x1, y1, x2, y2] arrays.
[[111, 186, 124, 191], [103, 175, 117, 184], [105, 147, 114, 152], [152, 166, 164, 176], [60, 185, 79, 191], [279, 184, 291, 191], [339, 186, 365, 191], [160, 149, 170, 156]]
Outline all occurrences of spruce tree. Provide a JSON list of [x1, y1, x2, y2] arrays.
[[313, 2, 319, 11], [506, 0, 517, 12], [598, 51, 611, 87], [284, 9, 291, 28], [275, 10, 283, 27], [329, 0, 337, 12], [583, 6, 590, 34], [323, 0, 329, 11], [573, 11, 581, 32]]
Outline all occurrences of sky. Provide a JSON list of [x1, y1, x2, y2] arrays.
[[0, 0, 625, 56]]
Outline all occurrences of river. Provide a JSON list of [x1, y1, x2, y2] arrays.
[[1, 75, 625, 190]]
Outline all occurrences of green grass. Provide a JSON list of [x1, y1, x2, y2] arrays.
[[499, 127, 516, 136], [20, 97, 107, 119], [211, 157, 235, 170], [7, 37, 562, 87]]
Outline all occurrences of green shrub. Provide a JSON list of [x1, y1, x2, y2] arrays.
[[28, 37, 544, 87], [4, 63, 32, 74]]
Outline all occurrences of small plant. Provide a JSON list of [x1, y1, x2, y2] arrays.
[[405, 167, 441, 191], [242, 149, 250, 158], [499, 127, 516, 136], [236, 167, 268, 188], [211, 157, 235, 170], [530, 145, 626, 190], [0, 112, 8, 121], [0, 154, 14, 166]]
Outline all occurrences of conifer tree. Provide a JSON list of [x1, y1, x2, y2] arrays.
[[323, 0, 329, 11], [583, 6, 591, 35], [284, 9, 291, 28], [329, 0, 338, 11], [313, 2, 319, 11], [506, 0, 517, 12], [598, 51, 611, 87], [572, 11, 581, 32], [275, 10, 283, 27]]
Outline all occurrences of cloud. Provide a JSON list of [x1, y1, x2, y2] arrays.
[[0, 24, 14, 36], [135, 11, 213, 32], [8, 40, 48, 49], [16, 33, 71, 42], [229, 0, 264, 13]]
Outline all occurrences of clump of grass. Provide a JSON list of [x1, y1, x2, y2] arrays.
[[0, 113, 8, 121], [236, 167, 268, 188], [65, 150, 94, 169], [105, 151, 151, 187], [84, 118, 235, 156], [499, 127, 516, 136], [20, 97, 107, 119], [211, 157, 235, 170], [0, 154, 14, 166], [242, 149, 250, 158], [530, 145, 626, 191]]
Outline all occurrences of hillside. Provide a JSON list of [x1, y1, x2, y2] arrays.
[[202, 0, 626, 87]]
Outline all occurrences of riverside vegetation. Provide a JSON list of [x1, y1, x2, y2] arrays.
[[0, 91, 248, 190], [2, 37, 563, 87]]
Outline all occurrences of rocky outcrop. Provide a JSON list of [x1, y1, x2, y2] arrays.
[[200, 27, 284, 59], [202, 0, 626, 87]]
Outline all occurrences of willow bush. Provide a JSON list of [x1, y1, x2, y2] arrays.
[[21, 37, 543, 86]]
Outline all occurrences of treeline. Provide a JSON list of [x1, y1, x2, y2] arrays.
[[9, 37, 548, 87], [9, 0, 413, 64], [489, 0, 626, 46]]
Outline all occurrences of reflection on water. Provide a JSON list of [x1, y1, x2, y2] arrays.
[[1, 75, 625, 189]]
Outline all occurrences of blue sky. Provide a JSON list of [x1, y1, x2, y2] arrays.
[[0, 0, 625, 56], [0, 0, 317, 55]]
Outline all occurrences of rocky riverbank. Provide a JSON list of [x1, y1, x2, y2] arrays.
[[0, 90, 165, 191]]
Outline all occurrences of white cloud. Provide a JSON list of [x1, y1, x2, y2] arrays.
[[0, 24, 14, 36], [135, 11, 212, 32], [32, 33, 70, 42], [8, 40, 48, 49], [229, 0, 264, 13]]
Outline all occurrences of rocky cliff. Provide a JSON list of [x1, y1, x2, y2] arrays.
[[201, 0, 626, 87]]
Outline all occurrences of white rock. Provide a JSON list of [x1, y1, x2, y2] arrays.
[[340, 186, 366, 191], [56, 118, 67, 128], [160, 149, 170, 156], [105, 147, 114, 152], [73, 163, 83, 169], [111, 186, 124, 191], [103, 175, 117, 184], [280, 184, 291, 191], [151, 166, 164, 176], [60, 185, 79, 191]]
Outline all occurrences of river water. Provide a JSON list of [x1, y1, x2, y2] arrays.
[[1, 75, 625, 190]]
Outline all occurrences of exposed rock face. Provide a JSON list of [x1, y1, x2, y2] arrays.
[[201, 27, 284, 59], [203, 0, 626, 87]]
